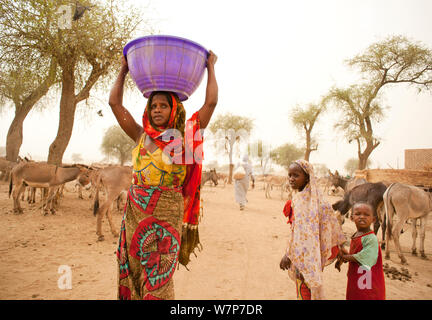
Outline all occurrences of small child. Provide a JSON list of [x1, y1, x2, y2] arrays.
[[339, 202, 386, 300], [279, 160, 346, 300]]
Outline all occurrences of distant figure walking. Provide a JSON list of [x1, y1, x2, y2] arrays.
[[234, 154, 255, 211]]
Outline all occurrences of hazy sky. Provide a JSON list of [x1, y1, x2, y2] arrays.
[[1, 0, 431, 174]]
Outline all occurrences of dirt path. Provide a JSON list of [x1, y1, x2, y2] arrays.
[[0, 180, 431, 300]]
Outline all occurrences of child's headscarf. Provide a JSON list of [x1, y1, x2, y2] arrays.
[[142, 92, 203, 267], [285, 159, 346, 299]]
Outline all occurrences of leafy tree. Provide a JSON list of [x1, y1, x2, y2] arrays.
[[0, 0, 59, 162], [326, 84, 384, 170], [101, 125, 135, 165], [312, 163, 329, 177], [248, 139, 271, 176], [0, 0, 150, 165], [270, 143, 303, 171], [344, 157, 371, 176], [71, 153, 83, 163], [325, 35, 432, 170], [290, 102, 325, 161], [208, 113, 254, 183]]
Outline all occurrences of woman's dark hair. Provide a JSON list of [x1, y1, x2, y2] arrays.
[[149, 91, 173, 109]]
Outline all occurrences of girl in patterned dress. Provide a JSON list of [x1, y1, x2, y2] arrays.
[[339, 202, 386, 300], [108, 51, 218, 300], [280, 160, 346, 299]]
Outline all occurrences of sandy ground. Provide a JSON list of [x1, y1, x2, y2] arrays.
[[1, 179, 431, 300]]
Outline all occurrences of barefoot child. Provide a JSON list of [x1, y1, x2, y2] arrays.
[[339, 202, 386, 300], [279, 160, 346, 300]]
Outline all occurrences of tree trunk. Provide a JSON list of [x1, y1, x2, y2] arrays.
[[228, 163, 234, 184], [227, 140, 235, 184], [5, 105, 32, 162], [46, 50, 106, 166], [304, 128, 311, 161], [120, 153, 127, 166], [358, 154, 368, 171], [358, 140, 378, 170], [47, 66, 76, 166], [304, 149, 311, 162], [5, 59, 57, 162]]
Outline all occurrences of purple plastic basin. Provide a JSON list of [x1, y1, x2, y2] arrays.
[[123, 35, 209, 101]]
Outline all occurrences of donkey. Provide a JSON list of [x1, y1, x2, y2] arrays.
[[75, 167, 96, 199], [217, 172, 228, 187], [316, 176, 332, 195], [384, 183, 432, 264], [328, 170, 367, 193], [332, 182, 388, 244], [0, 157, 11, 181], [9, 162, 88, 215], [93, 166, 132, 241], [265, 175, 292, 200], [0, 156, 27, 181], [201, 169, 218, 187]]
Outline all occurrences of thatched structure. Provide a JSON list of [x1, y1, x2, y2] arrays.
[[355, 168, 432, 188]]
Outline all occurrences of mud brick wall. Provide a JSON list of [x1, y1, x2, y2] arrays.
[[405, 149, 432, 170]]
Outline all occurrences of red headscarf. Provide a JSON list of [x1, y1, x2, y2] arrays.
[[142, 92, 203, 266]]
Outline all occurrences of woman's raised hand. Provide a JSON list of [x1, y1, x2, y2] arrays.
[[198, 49, 218, 129], [207, 50, 217, 68], [121, 55, 129, 73]]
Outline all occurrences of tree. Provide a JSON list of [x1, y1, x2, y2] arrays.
[[344, 157, 371, 176], [312, 163, 329, 177], [208, 113, 254, 183], [270, 143, 303, 171], [0, 0, 59, 162], [248, 139, 271, 176], [326, 84, 384, 170], [101, 125, 135, 165], [47, 0, 148, 165], [71, 153, 83, 163], [1, 62, 58, 163], [325, 35, 432, 170], [0, 0, 149, 165], [290, 102, 325, 161]]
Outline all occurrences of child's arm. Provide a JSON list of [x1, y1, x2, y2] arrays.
[[335, 245, 357, 270], [341, 254, 360, 263], [343, 234, 379, 269]]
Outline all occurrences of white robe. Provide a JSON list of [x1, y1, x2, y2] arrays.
[[234, 162, 253, 206]]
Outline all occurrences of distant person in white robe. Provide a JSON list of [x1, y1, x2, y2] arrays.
[[234, 154, 255, 211]]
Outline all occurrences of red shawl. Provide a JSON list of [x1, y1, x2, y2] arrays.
[[283, 200, 294, 225], [142, 93, 203, 266]]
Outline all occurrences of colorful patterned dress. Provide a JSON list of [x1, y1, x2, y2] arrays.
[[283, 160, 346, 300], [346, 231, 386, 300], [117, 134, 188, 300]]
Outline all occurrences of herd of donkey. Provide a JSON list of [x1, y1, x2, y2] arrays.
[[1, 156, 431, 266]]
